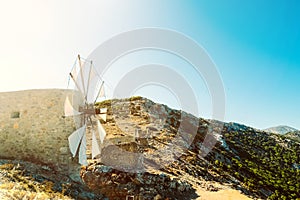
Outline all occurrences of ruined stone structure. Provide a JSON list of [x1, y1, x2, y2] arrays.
[[0, 89, 79, 177]]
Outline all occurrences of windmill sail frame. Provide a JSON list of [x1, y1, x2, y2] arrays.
[[64, 55, 107, 166]]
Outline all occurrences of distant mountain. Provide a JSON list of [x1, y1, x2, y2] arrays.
[[264, 125, 298, 135]]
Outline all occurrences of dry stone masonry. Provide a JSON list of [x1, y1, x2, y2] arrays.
[[0, 89, 79, 177]]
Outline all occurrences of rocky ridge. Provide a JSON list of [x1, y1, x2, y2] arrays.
[[79, 96, 300, 199], [80, 97, 257, 199]]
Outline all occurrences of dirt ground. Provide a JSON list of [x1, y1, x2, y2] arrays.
[[197, 188, 252, 200]]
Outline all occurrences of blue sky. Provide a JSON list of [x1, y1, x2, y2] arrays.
[[0, 0, 299, 129], [180, 0, 300, 129]]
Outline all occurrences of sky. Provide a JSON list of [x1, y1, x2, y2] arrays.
[[0, 0, 299, 130]]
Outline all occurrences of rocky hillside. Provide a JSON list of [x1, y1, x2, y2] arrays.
[[264, 125, 298, 135], [0, 159, 102, 199], [285, 131, 300, 142], [1, 92, 299, 199], [80, 97, 299, 199]]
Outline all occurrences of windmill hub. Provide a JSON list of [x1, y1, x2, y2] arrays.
[[79, 106, 104, 115]]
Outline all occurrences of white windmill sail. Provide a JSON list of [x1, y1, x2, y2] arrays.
[[69, 60, 86, 103], [64, 96, 81, 117], [86, 62, 100, 104], [100, 108, 107, 113], [99, 108, 107, 121], [91, 130, 101, 159], [70, 61, 78, 81], [99, 82, 105, 97], [68, 125, 86, 157], [94, 81, 105, 103], [99, 114, 107, 122], [97, 120, 106, 144], [78, 55, 87, 101], [79, 133, 88, 166]]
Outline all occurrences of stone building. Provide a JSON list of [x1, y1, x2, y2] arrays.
[[0, 89, 79, 179]]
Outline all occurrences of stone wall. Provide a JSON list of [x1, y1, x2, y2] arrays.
[[0, 89, 79, 177]]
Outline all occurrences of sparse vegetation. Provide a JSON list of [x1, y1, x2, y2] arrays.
[[0, 161, 71, 199], [0, 160, 100, 199], [10, 111, 20, 118], [95, 99, 112, 108], [129, 96, 143, 101], [213, 127, 300, 199]]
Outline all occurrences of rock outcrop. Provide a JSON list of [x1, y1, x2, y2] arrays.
[[81, 164, 196, 200]]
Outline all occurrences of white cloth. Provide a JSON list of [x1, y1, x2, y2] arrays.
[[100, 108, 107, 113], [64, 96, 81, 117], [99, 113, 107, 122], [79, 133, 88, 166], [98, 83, 105, 98], [97, 120, 106, 144], [92, 130, 101, 159], [68, 125, 86, 157]]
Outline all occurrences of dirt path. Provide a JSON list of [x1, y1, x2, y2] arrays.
[[168, 164, 253, 200], [197, 188, 252, 200]]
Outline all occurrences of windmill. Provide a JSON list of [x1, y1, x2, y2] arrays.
[[64, 55, 107, 166]]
